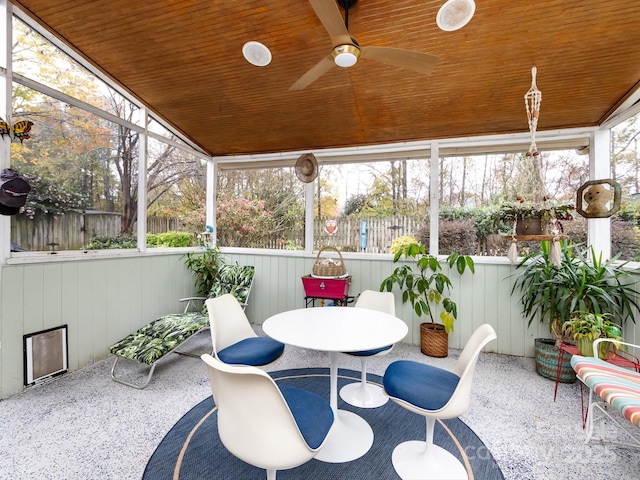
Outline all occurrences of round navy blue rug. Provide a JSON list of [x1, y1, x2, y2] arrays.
[[144, 368, 504, 479]]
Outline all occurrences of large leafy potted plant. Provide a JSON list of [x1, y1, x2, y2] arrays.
[[380, 242, 475, 357], [511, 241, 638, 381]]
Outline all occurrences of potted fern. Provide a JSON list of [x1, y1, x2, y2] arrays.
[[380, 242, 474, 357]]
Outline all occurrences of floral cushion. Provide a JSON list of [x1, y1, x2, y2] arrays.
[[206, 264, 255, 307], [110, 312, 208, 365], [110, 265, 254, 366]]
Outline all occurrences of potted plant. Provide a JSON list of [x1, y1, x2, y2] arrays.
[[511, 241, 637, 380], [562, 311, 623, 359], [380, 242, 475, 357], [183, 246, 223, 296], [497, 196, 574, 235]]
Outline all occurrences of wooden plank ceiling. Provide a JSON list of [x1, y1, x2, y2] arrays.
[[13, 0, 640, 157]]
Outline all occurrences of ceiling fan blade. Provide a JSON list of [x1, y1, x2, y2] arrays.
[[360, 46, 439, 74], [289, 55, 336, 91], [308, 0, 353, 46]]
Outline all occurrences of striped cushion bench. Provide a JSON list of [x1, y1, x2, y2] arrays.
[[571, 355, 640, 428], [571, 353, 640, 448]]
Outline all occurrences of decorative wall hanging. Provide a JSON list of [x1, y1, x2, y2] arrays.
[[0, 118, 34, 143], [576, 179, 621, 218], [324, 219, 338, 236], [295, 153, 318, 183], [524, 66, 541, 157]]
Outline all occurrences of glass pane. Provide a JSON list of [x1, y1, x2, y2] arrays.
[[438, 150, 588, 256], [611, 112, 640, 261], [216, 167, 306, 249], [148, 117, 196, 149], [10, 84, 139, 252], [315, 160, 429, 253], [146, 136, 208, 248], [12, 16, 139, 123]]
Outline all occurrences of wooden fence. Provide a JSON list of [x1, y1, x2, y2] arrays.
[[253, 217, 425, 253], [11, 211, 121, 251], [147, 216, 182, 233], [10, 213, 426, 253]]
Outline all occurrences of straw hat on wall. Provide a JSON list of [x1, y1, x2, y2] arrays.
[[295, 153, 318, 183]]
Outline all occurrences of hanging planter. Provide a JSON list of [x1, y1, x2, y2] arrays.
[[515, 216, 544, 235]]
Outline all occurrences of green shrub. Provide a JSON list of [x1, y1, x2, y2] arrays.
[[82, 234, 138, 250], [283, 239, 304, 250], [390, 235, 418, 254], [416, 220, 477, 255], [148, 231, 193, 248], [84, 232, 194, 250]]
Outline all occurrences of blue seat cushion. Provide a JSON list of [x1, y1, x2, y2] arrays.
[[383, 360, 460, 411], [345, 344, 393, 356], [217, 337, 285, 366], [279, 385, 334, 449]]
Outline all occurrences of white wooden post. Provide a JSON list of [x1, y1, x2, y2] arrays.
[[0, 0, 11, 264], [136, 107, 148, 252], [430, 142, 439, 256], [588, 129, 611, 259]]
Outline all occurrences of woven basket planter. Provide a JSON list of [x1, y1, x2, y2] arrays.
[[534, 338, 576, 383], [420, 323, 449, 358], [312, 246, 346, 277]]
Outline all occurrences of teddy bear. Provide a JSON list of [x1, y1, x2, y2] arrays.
[[583, 183, 613, 215]]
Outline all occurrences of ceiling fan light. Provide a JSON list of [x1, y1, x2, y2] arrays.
[[436, 0, 476, 32], [332, 44, 360, 68]]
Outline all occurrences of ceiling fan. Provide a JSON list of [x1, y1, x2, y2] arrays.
[[289, 0, 439, 91]]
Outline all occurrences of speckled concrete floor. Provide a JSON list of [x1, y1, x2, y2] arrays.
[[1, 327, 639, 480]]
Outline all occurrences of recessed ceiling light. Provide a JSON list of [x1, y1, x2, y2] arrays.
[[436, 0, 476, 32], [242, 41, 272, 67]]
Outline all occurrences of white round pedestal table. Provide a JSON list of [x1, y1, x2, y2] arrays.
[[263, 307, 408, 463]]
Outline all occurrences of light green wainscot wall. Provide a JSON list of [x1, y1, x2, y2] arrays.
[[2, 249, 639, 399]]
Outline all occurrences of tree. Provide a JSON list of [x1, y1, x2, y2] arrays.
[[344, 193, 371, 216], [215, 168, 306, 246]]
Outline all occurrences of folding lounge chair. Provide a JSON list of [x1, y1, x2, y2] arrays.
[[109, 264, 255, 389]]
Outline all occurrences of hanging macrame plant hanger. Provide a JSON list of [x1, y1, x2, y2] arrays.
[[507, 67, 562, 266]]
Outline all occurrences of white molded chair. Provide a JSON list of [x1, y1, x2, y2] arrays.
[[383, 324, 497, 480], [339, 290, 396, 408], [201, 354, 334, 480], [206, 294, 285, 366]]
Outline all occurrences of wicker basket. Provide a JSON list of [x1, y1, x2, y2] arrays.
[[420, 323, 449, 357], [312, 246, 347, 277]]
